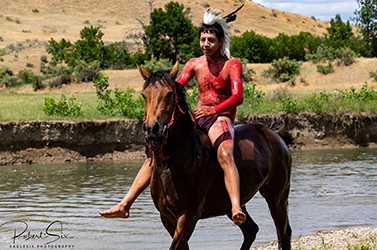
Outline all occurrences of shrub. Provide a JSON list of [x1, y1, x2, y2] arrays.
[[338, 83, 377, 101], [262, 57, 300, 82], [370, 70, 377, 81], [202, 2, 210, 7], [281, 97, 298, 113], [268, 85, 291, 101], [18, 70, 45, 91], [40, 55, 48, 63], [186, 86, 198, 107], [336, 47, 357, 66], [43, 93, 82, 117], [0, 66, 22, 87], [238, 58, 256, 83], [31, 75, 44, 91], [0, 66, 13, 79], [305, 44, 336, 63], [305, 91, 333, 113], [0, 75, 20, 87], [243, 67, 256, 83], [40, 61, 47, 74], [317, 61, 334, 74], [94, 73, 144, 118], [243, 83, 265, 104], [48, 66, 73, 88], [15, 69, 44, 91], [73, 60, 100, 82], [141, 57, 174, 73]]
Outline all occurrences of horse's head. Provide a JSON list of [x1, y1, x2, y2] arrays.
[[138, 62, 181, 149]]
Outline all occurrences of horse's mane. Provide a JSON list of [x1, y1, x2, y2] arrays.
[[143, 70, 215, 162], [142, 70, 193, 118]]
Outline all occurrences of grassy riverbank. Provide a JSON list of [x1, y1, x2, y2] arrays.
[[0, 91, 115, 121], [1, 58, 377, 121], [1, 81, 377, 121]]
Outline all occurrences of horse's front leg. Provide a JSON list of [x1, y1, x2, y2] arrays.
[[169, 212, 198, 250]]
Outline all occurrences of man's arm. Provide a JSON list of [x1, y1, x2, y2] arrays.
[[176, 59, 195, 87]]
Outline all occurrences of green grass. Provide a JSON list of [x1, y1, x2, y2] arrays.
[[0, 91, 124, 121], [237, 83, 377, 116], [1, 82, 377, 121]]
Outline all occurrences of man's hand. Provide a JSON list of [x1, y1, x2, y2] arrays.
[[192, 106, 215, 119]]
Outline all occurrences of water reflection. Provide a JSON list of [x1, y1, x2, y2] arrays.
[[0, 148, 376, 249]]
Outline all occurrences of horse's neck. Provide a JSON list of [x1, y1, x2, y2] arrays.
[[155, 114, 195, 166]]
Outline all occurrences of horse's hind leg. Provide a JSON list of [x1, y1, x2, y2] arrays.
[[227, 206, 259, 250], [260, 187, 292, 250]]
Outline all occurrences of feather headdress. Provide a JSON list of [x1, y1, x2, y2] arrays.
[[202, 4, 244, 59]]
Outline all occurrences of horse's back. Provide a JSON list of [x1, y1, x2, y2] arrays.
[[201, 123, 291, 218], [234, 123, 290, 159]]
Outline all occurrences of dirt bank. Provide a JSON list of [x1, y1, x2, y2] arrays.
[[1, 112, 377, 166]]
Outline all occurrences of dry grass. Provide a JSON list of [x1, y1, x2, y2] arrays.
[[0, 0, 374, 97], [0, 0, 332, 49]]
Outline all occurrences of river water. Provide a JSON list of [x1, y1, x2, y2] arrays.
[[0, 148, 376, 250]]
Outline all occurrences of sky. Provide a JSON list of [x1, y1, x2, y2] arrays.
[[251, 0, 359, 22]]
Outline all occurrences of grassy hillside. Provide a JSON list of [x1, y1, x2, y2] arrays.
[[1, 0, 375, 108], [0, 0, 331, 48]]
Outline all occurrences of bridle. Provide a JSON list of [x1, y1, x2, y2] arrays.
[[144, 73, 195, 162]]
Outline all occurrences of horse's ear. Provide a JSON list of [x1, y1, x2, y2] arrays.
[[137, 64, 151, 80], [169, 61, 179, 79]]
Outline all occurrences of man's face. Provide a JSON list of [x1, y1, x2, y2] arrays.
[[200, 32, 223, 57]]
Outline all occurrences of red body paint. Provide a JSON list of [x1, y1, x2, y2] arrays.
[[177, 55, 243, 119]]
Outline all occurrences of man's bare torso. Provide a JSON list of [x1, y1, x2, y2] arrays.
[[177, 55, 243, 119]]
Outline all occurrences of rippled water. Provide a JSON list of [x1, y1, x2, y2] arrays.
[[0, 148, 376, 249]]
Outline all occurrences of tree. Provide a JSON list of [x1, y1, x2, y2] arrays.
[[324, 13, 366, 55], [326, 14, 354, 48], [230, 30, 276, 63], [353, 0, 377, 56], [72, 26, 114, 69], [47, 38, 73, 66], [48, 26, 114, 69], [144, 1, 199, 63], [274, 32, 322, 61]]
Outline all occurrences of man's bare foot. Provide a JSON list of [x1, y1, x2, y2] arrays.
[[232, 210, 246, 225], [99, 204, 130, 218]]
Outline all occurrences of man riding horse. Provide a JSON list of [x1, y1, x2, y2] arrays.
[[100, 5, 246, 225]]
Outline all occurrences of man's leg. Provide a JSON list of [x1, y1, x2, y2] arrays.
[[208, 116, 246, 225], [99, 157, 152, 218]]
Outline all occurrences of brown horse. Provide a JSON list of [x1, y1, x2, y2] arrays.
[[139, 62, 292, 250]]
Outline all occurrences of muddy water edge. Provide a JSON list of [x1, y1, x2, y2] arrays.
[[1, 112, 377, 166]]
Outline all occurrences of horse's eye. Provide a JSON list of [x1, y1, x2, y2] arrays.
[[141, 93, 146, 99], [166, 91, 174, 99]]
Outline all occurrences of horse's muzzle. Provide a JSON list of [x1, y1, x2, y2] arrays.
[[143, 121, 167, 148]]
